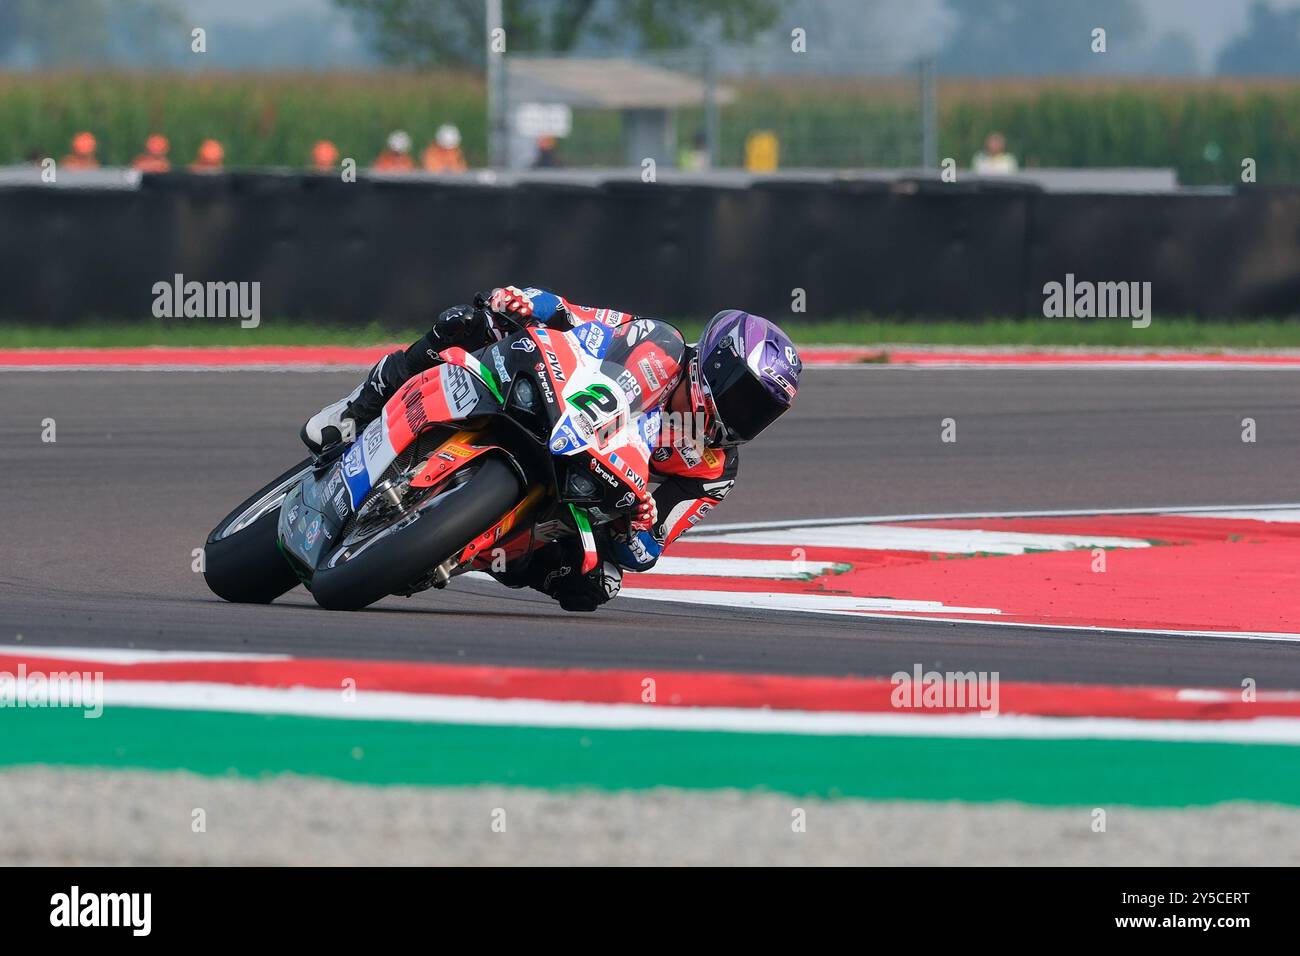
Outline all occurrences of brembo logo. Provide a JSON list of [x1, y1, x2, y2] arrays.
[[588, 459, 620, 488]]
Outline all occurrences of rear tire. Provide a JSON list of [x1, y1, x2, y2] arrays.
[[203, 459, 312, 604], [309, 456, 523, 611]]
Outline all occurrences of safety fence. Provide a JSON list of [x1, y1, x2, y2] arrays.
[[1, 173, 1296, 325]]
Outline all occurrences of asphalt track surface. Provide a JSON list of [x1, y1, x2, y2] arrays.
[[2, 367, 1298, 687]]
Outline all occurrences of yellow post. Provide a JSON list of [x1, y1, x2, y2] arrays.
[[744, 130, 779, 172]]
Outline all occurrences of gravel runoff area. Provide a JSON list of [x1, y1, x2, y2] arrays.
[[3, 768, 1296, 866]]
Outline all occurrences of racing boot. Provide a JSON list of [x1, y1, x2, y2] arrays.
[[300, 351, 408, 454], [300, 304, 493, 455]]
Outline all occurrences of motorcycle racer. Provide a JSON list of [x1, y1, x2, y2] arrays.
[[302, 286, 802, 611]]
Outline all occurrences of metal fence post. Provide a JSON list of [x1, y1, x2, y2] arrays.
[[486, 0, 507, 168], [704, 45, 720, 167], [919, 56, 938, 169]]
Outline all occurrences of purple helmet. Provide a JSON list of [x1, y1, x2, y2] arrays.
[[693, 310, 801, 445]]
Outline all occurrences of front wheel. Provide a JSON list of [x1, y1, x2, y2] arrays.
[[203, 458, 313, 604], [309, 456, 524, 611]]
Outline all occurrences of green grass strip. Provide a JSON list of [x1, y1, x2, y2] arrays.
[[4, 318, 1300, 349], [4, 706, 1299, 806], [790, 318, 1300, 348]]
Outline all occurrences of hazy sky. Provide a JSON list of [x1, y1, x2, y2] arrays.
[[773, 0, 1293, 72], [1134, 0, 1269, 68], [22, 0, 1300, 73]]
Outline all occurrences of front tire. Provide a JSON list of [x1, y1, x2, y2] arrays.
[[203, 459, 313, 604], [309, 456, 523, 611]]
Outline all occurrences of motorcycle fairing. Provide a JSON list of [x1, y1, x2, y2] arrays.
[[527, 326, 653, 514], [571, 320, 613, 360], [336, 356, 505, 510], [278, 469, 345, 571], [408, 431, 498, 488]]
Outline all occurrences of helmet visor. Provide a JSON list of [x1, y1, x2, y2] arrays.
[[704, 340, 789, 443]]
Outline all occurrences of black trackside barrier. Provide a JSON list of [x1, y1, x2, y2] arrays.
[[1025, 189, 1300, 318], [0, 173, 1297, 325]]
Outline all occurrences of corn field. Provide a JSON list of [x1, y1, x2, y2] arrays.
[[2, 71, 1299, 183]]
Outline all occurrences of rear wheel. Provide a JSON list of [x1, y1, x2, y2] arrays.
[[309, 456, 523, 611], [203, 459, 313, 604]]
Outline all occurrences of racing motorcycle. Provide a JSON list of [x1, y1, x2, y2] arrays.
[[202, 315, 681, 611]]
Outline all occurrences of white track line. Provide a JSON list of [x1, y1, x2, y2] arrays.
[[90, 680, 1300, 743], [1165, 509, 1300, 523], [0, 646, 290, 664], [620, 590, 1001, 616], [694, 502, 1300, 535], [701, 526, 1150, 554], [646, 556, 842, 578]]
